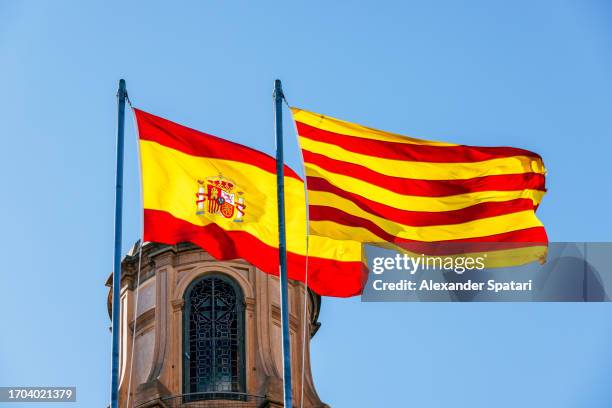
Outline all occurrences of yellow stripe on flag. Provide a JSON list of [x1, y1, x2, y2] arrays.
[[291, 107, 455, 146], [141, 139, 361, 262]]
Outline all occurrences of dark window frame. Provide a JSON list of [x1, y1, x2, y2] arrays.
[[182, 273, 246, 401]]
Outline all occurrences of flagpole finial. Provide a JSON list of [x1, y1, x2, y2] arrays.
[[117, 79, 127, 100], [274, 79, 283, 100]]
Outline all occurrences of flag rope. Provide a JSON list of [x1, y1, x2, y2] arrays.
[[299, 217, 310, 408], [126, 240, 143, 408], [126, 104, 144, 408], [285, 98, 311, 408]]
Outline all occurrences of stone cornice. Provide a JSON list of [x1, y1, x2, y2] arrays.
[[129, 307, 155, 332], [271, 304, 299, 332]]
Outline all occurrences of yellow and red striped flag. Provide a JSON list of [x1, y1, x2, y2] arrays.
[[135, 109, 366, 296], [291, 107, 548, 265]]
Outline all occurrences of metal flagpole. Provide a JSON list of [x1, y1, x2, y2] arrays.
[[274, 79, 293, 408], [111, 78, 127, 408]]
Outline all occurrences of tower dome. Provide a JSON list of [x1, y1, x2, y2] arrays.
[[107, 241, 327, 407]]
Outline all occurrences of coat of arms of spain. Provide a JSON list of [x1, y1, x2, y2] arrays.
[[195, 175, 246, 222]]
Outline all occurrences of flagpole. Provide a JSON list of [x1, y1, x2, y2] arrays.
[[110, 79, 127, 408], [274, 79, 293, 408]]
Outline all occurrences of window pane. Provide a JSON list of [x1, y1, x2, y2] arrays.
[[184, 276, 244, 400]]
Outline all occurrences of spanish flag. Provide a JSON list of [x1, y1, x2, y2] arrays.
[[135, 109, 366, 297], [291, 107, 548, 265]]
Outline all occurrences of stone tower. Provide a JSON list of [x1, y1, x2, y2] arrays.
[[106, 242, 327, 407]]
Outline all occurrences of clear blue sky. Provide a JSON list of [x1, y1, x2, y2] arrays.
[[1, 1, 611, 407]]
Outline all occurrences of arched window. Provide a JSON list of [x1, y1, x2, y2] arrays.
[[183, 274, 245, 400]]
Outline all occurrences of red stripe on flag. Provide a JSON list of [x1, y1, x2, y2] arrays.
[[309, 205, 547, 247], [307, 176, 539, 226], [296, 121, 543, 162], [143, 209, 367, 297], [309, 194, 536, 227], [303, 151, 546, 197], [135, 108, 301, 180]]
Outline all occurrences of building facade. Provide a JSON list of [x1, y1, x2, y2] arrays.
[[107, 242, 328, 407]]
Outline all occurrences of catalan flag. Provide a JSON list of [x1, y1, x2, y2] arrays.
[[291, 107, 548, 265], [134, 109, 366, 296]]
